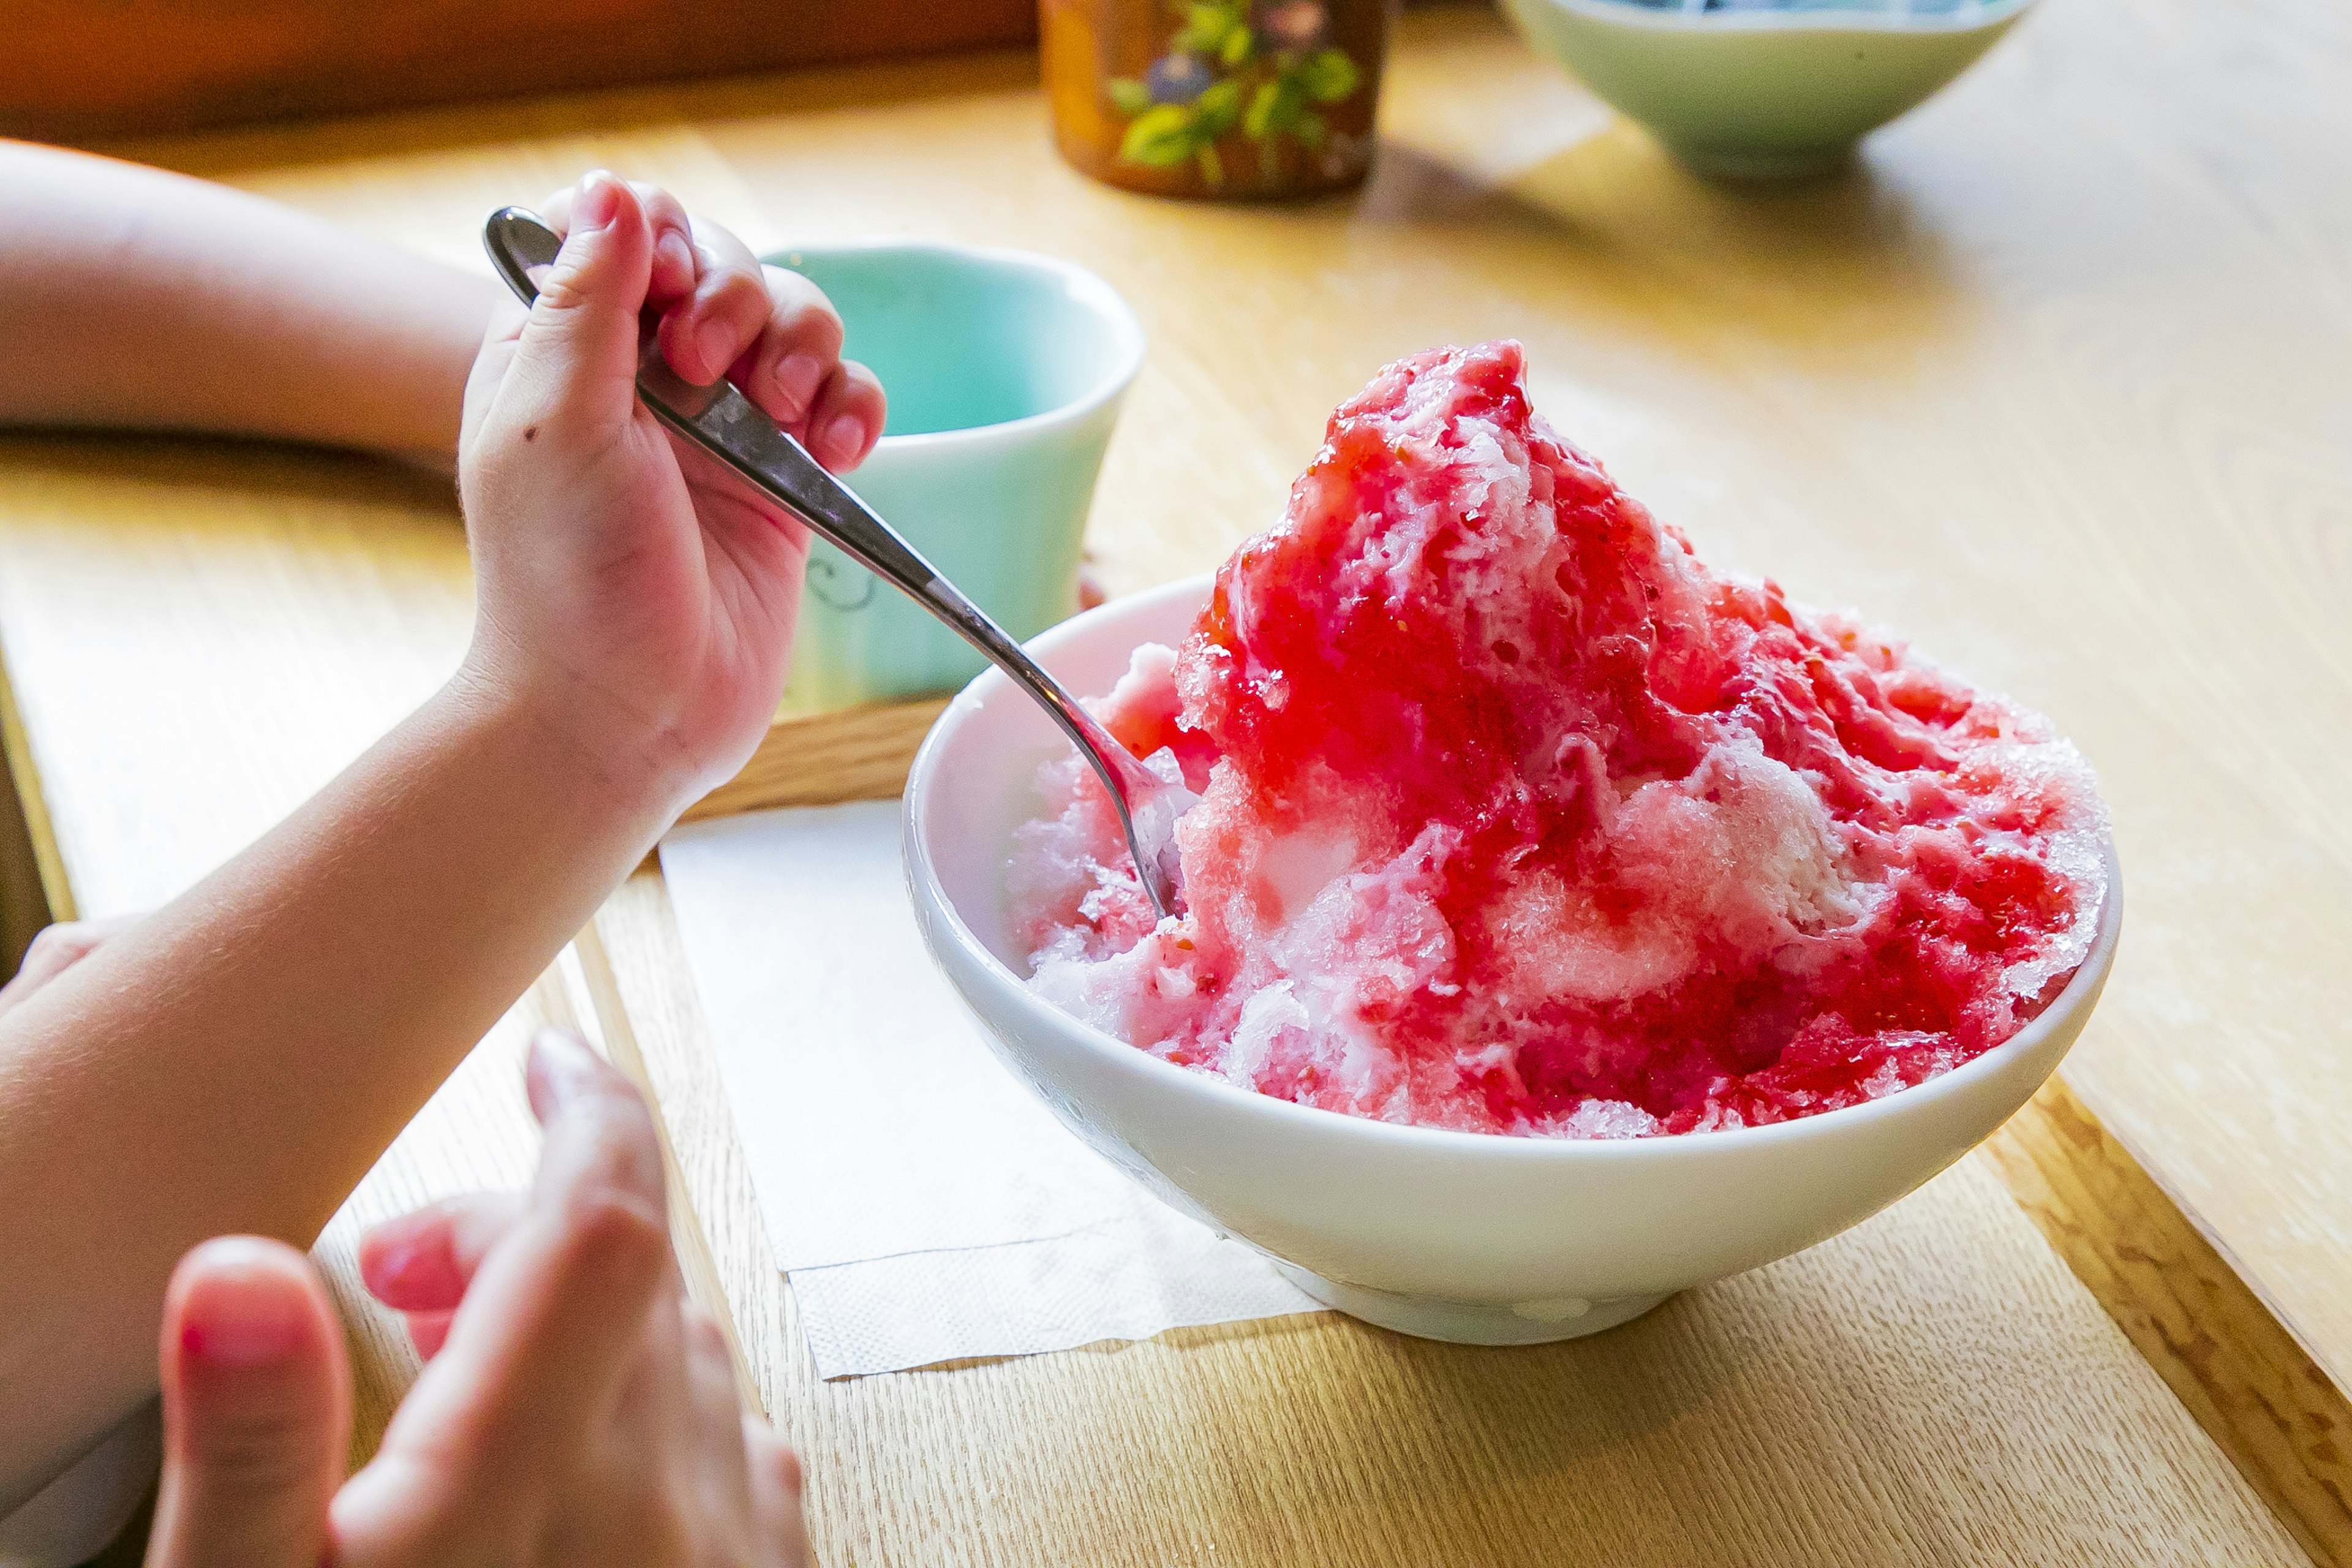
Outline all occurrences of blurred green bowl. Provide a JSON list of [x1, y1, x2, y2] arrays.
[[1497, 0, 2036, 179]]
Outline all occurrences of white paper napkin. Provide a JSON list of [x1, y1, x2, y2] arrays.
[[659, 802, 1318, 1378]]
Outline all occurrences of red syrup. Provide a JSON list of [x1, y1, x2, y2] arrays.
[[1010, 342, 2106, 1137]]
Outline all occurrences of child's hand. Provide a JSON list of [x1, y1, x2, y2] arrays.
[[456, 170, 884, 820], [142, 1030, 809, 1568]]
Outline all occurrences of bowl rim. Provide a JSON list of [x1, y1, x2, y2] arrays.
[[760, 239, 1147, 454], [904, 571, 2121, 1165], [1528, 0, 2036, 35]]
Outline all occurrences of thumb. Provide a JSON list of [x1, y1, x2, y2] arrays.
[[500, 168, 655, 441], [147, 1238, 349, 1568]]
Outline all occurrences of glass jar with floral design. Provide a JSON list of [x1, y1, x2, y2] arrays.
[[1042, 0, 1391, 200]]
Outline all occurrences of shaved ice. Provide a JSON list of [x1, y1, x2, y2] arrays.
[[1009, 342, 2106, 1138]]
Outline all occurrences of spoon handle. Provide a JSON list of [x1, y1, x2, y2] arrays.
[[481, 207, 1178, 913]]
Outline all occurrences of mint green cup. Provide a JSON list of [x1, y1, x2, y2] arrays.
[[1498, 0, 2037, 179], [766, 242, 1146, 709]]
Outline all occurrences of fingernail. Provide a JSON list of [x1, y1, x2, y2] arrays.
[[182, 1315, 305, 1368], [530, 1027, 600, 1104], [365, 1232, 435, 1300], [823, 413, 866, 468], [695, 315, 736, 380], [575, 170, 623, 233], [774, 353, 824, 416], [178, 1245, 313, 1368], [657, 228, 695, 282]]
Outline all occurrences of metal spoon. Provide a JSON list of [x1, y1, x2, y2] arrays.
[[482, 207, 1190, 918]]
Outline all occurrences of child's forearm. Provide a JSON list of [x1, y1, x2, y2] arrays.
[[0, 169, 869, 1514], [0, 671, 689, 1510], [0, 141, 497, 463]]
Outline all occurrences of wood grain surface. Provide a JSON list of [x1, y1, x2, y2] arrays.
[[0, 1, 2342, 1559], [636, 687, 2352, 1566], [680, 698, 953, 826], [585, 867, 2308, 1567], [1984, 1078, 2352, 1568]]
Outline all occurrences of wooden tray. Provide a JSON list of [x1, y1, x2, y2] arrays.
[[677, 698, 951, 826], [557, 699, 2352, 1568], [6, 7, 2337, 1559]]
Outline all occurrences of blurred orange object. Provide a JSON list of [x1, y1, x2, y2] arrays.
[[2, 0, 1033, 143]]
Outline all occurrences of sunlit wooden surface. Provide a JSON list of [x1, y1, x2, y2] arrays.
[[1, 1, 2347, 1560], [576, 859, 2320, 1567]]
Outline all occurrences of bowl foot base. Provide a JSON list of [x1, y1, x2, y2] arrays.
[[1668, 141, 1856, 182], [1275, 1263, 1670, 1345]]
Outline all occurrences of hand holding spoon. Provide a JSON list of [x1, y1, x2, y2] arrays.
[[482, 208, 1191, 918]]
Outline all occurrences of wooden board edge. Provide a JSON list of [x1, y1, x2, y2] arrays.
[[680, 696, 951, 827], [1980, 1076, 2352, 1567], [0, 632, 78, 927], [534, 940, 766, 1409], [584, 870, 796, 1420]]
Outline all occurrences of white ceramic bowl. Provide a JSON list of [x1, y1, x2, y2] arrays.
[[903, 574, 2121, 1344]]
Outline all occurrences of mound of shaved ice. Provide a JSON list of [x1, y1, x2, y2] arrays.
[[1009, 342, 2107, 1137]]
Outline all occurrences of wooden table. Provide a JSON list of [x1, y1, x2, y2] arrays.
[[5, 2, 2350, 1561]]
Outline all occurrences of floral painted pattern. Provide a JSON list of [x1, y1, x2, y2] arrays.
[[1106, 2, 1365, 187]]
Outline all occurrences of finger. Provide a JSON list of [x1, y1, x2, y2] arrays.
[[148, 1238, 349, 1568], [456, 293, 529, 458], [586, 1223, 695, 1470], [635, 184, 698, 306], [544, 178, 695, 304], [367, 1029, 671, 1489], [682, 1307, 758, 1556], [737, 266, 847, 432], [805, 360, 887, 473], [401, 1308, 456, 1361], [745, 1422, 811, 1568], [524, 1185, 696, 1567], [493, 168, 654, 446], [358, 1192, 527, 1313], [0, 915, 138, 1013], [657, 216, 772, 387]]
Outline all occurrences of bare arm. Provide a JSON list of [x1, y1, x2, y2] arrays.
[[0, 171, 884, 1508], [0, 140, 497, 462], [0, 674, 673, 1515]]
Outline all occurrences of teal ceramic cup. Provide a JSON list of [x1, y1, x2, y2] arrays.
[[766, 242, 1146, 709]]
